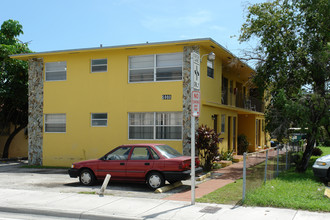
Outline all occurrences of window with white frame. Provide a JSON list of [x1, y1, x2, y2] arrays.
[[129, 53, 182, 82], [221, 114, 226, 133], [44, 114, 66, 133], [45, 61, 67, 81], [91, 59, 107, 73], [156, 112, 182, 139], [129, 113, 154, 139], [91, 113, 108, 127], [128, 112, 182, 140], [207, 60, 214, 78]]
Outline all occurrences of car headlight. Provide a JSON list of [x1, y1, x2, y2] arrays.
[[316, 161, 326, 166], [71, 164, 75, 168]]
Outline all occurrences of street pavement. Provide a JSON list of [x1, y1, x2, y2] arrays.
[[0, 188, 329, 220]]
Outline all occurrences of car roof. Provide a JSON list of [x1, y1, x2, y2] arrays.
[[119, 144, 165, 147]]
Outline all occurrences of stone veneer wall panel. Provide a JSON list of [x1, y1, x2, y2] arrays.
[[28, 58, 44, 165], [182, 46, 199, 156]]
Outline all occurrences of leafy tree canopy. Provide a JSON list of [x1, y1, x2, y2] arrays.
[[239, 0, 329, 172], [0, 19, 31, 158]]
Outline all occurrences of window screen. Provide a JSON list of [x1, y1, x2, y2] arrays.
[[45, 114, 66, 132], [45, 62, 67, 81]]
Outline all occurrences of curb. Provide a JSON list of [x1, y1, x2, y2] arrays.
[[155, 181, 182, 193], [196, 172, 211, 181], [0, 206, 141, 220]]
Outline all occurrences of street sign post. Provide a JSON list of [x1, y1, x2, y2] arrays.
[[190, 52, 200, 205]]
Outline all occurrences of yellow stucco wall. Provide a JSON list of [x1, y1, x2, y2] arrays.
[[42, 46, 184, 166]]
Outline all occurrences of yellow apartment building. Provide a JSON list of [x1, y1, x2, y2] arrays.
[[11, 38, 269, 166]]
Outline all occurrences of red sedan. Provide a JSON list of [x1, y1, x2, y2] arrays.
[[68, 144, 202, 189]]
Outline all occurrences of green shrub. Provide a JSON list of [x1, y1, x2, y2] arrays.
[[221, 150, 234, 161], [312, 147, 323, 156], [237, 134, 249, 155], [291, 152, 303, 165], [195, 125, 223, 172]]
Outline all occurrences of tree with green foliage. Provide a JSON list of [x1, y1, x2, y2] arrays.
[[0, 19, 31, 158], [239, 0, 329, 172]]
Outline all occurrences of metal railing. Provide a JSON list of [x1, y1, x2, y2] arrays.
[[242, 144, 303, 202], [221, 91, 264, 113]]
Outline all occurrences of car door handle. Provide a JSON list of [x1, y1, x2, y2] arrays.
[[145, 163, 150, 165], [120, 163, 125, 165]]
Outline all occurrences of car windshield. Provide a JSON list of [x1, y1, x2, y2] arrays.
[[155, 145, 182, 158]]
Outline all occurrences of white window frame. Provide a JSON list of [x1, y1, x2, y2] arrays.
[[128, 53, 183, 83], [91, 113, 108, 127], [45, 61, 67, 81], [44, 114, 66, 133], [91, 58, 107, 73], [207, 60, 214, 79], [128, 112, 183, 140]]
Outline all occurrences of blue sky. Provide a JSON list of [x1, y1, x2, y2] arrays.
[[1, 0, 265, 57]]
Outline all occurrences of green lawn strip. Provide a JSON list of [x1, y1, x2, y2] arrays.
[[244, 169, 329, 212], [197, 149, 330, 212], [319, 146, 330, 156], [196, 179, 243, 205]]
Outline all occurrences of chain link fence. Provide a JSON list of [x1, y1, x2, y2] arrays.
[[242, 144, 304, 202]]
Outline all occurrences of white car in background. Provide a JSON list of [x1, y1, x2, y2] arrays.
[[313, 154, 330, 181]]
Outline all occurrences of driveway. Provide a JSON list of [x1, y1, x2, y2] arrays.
[[0, 160, 194, 199]]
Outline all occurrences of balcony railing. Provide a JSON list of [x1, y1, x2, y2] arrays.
[[222, 91, 264, 113]]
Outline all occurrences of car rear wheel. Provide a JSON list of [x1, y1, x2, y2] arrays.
[[146, 172, 165, 189], [79, 169, 96, 186]]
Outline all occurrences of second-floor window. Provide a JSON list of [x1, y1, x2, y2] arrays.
[[45, 61, 67, 81], [207, 60, 214, 78], [91, 59, 107, 73], [129, 53, 183, 83]]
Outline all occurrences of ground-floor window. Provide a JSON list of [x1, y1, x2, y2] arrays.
[[221, 114, 226, 133], [91, 113, 108, 127], [44, 114, 66, 133], [128, 112, 182, 140]]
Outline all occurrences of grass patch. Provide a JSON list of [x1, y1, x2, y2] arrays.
[[196, 179, 243, 205], [319, 146, 330, 156], [20, 165, 70, 169], [78, 191, 96, 195], [197, 148, 330, 212], [244, 168, 329, 212]]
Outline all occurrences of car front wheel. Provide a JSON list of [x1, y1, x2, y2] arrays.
[[79, 169, 96, 186], [146, 172, 165, 189]]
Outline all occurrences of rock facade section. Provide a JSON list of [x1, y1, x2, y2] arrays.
[[28, 58, 44, 165], [182, 46, 199, 156]]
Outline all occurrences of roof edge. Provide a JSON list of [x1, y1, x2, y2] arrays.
[[10, 38, 213, 59]]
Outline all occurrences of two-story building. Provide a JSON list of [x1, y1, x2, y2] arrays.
[[11, 38, 269, 166]]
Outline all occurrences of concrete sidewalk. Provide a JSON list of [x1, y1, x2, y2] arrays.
[[0, 188, 329, 220]]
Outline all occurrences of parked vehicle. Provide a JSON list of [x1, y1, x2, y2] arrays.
[[68, 144, 202, 189], [312, 154, 330, 181]]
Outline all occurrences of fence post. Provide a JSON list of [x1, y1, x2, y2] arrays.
[[276, 147, 280, 177], [242, 152, 247, 203], [264, 149, 269, 183], [285, 145, 288, 170]]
